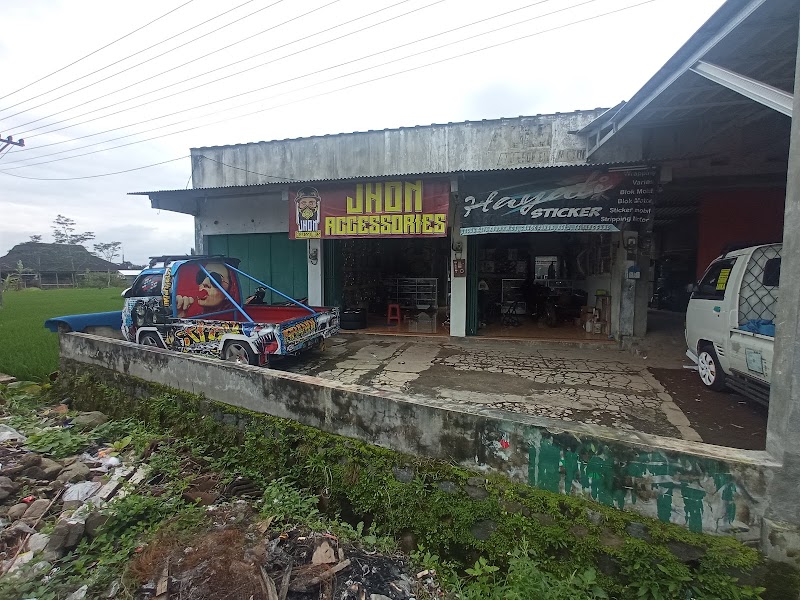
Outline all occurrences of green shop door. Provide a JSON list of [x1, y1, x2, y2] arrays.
[[206, 233, 308, 303], [466, 235, 480, 336]]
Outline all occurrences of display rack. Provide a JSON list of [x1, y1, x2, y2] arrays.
[[385, 278, 438, 309]]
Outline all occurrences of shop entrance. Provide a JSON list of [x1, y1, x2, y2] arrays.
[[327, 237, 450, 335], [470, 232, 613, 341]]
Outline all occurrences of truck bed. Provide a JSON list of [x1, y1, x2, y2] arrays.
[[202, 305, 331, 324]]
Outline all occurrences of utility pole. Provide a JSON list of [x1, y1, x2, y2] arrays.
[[0, 134, 24, 160]]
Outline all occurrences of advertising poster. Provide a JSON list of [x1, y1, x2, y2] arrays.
[[460, 167, 658, 235], [289, 178, 450, 240]]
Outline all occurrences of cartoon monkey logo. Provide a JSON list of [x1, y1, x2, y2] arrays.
[[295, 187, 321, 236]]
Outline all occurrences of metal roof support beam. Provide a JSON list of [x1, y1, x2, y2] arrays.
[[585, 0, 767, 157], [690, 60, 793, 117]]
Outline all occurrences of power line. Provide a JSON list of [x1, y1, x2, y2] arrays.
[[0, 156, 190, 180], [0, 0, 197, 103], [7, 0, 358, 131], [4, 0, 594, 168], [13, 0, 550, 141], [4, 0, 445, 160], [0, 0, 282, 119], [1, 0, 658, 174]]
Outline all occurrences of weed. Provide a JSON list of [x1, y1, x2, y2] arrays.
[[24, 427, 91, 458]]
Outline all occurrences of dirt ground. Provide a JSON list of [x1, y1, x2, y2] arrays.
[[649, 367, 767, 450]]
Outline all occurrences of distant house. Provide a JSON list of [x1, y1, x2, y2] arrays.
[[0, 242, 120, 288]]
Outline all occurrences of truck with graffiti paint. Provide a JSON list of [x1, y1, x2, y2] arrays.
[[46, 256, 340, 367]]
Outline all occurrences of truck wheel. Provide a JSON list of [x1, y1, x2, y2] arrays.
[[223, 341, 257, 365], [698, 345, 727, 391], [139, 332, 164, 348]]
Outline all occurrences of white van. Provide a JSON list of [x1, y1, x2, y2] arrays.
[[685, 244, 781, 405]]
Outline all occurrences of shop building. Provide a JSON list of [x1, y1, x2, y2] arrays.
[[134, 110, 661, 343]]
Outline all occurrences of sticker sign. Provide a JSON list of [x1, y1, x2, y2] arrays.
[[289, 179, 450, 239], [716, 268, 731, 291], [460, 167, 658, 235]]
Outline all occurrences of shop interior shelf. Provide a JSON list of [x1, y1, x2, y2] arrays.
[[385, 277, 438, 309]]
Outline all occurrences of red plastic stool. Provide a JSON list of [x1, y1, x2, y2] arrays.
[[387, 303, 401, 326]]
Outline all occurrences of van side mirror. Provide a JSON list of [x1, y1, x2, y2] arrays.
[[121, 287, 131, 298], [687, 283, 699, 294]]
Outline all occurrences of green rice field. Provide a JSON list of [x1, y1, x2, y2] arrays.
[[0, 288, 123, 381]]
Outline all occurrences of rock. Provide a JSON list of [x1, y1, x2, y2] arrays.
[[32, 560, 52, 576], [7, 504, 27, 520], [182, 490, 219, 506], [470, 520, 497, 541], [43, 548, 64, 562], [22, 498, 51, 521], [26, 533, 50, 553], [370, 595, 392, 600], [4, 550, 34, 574], [392, 466, 415, 483], [437, 481, 460, 495], [625, 522, 652, 542], [72, 412, 108, 431], [666, 541, 705, 564], [599, 528, 625, 549], [57, 462, 90, 483], [586, 509, 604, 526], [466, 477, 485, 487], [47, 517, 85, 552], [0, 424, 26, 443], [85, 511, 109, 538], [66, 585, 88, 600], [0, 476, 18, 497], [501, 500, 530, 517], [19, 454, 41, 469], [22, 466, 49, 481], [597, 554, 621, 576], [398, 529, 417, 553], [0, 464, 24, 478], [63, 481, 101, 503], [311, 540, 336, 564], [40, 458, 63, 480], [570, 525, 589, 538], [464, 485, 488, 500], [532, 513, 557, 527], [63, 500, 84, 511]]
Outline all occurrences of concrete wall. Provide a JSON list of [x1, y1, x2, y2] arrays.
[[195, 192, 287, 247], [190, 111, 607, 188], [59, 332, 778, 542]]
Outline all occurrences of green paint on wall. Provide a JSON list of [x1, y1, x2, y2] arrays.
[[530, 439, 562, 493], [681, 484, 706, 533], [657, 485, 674, 522], [523, 431, 742, 533]]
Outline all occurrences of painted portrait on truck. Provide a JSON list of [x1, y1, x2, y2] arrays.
[[175, 261, 237, 318]]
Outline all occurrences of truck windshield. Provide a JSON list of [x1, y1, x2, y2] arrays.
[[694, 258, 736, 300]]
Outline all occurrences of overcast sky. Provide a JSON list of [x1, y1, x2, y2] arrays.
[[0, 0, 724, 265]]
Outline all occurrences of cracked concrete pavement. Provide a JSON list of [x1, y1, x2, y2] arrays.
[[277, 335, 703, 442]]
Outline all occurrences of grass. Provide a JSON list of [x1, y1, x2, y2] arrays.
[[0, 287, 123, 381]]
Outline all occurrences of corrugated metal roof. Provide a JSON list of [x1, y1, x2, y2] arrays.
[[130, 162, 649, 196], [189, 109, 609, 151]]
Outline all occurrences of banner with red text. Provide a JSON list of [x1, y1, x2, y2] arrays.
[[289, 179, 450, 239]]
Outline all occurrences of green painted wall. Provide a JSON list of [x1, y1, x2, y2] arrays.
[[206, 234, 308, 304]]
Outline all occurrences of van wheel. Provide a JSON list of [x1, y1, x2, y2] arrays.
[[223, 341, 257, 365], [698, 345, 727, 391], [139, 332, 164, 348]]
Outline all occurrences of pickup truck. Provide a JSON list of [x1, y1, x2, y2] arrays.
[[685, 244, 781, 405], [45, 255, 340, 367]]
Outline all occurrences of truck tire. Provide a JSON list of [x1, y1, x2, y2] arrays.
[[223, 341, 258, 365], [698, 345, 727, 391], [139, 332, 164, 348]]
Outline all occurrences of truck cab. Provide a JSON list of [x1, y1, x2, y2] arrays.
[[685, 244, 781, 405]]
